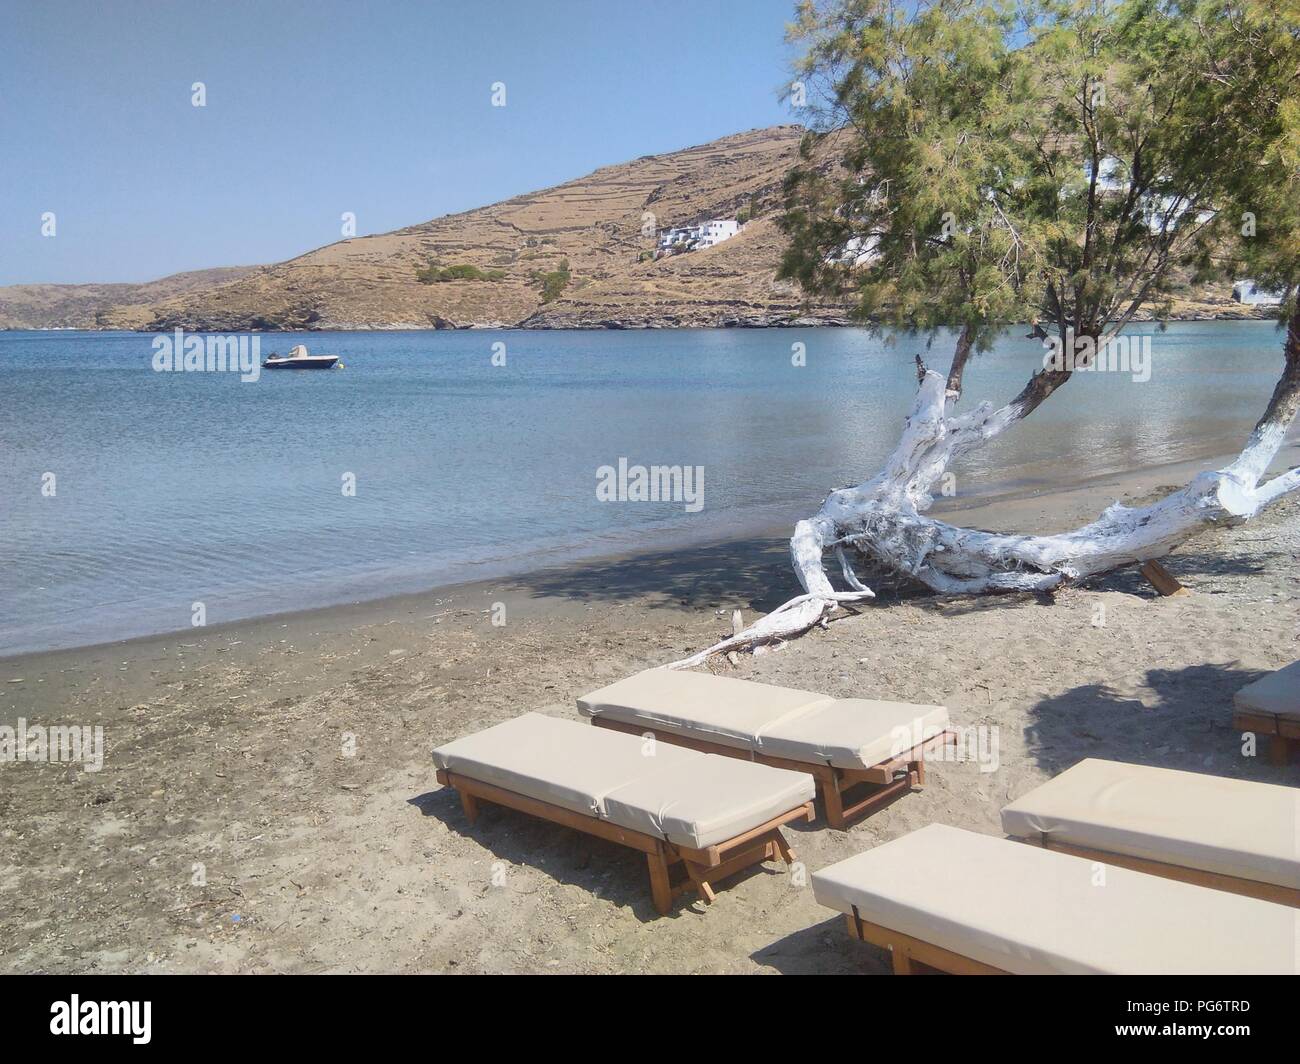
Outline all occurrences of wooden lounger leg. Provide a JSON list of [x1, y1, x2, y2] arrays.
[[684, 864, 719, 906], [770, 829, 796, 867], [837, 774, 913, 826], [850, 907, 914, 975], [677, 826, 797, 908], [821, 778, 848, 830], [458, 789, 480, 825], [1268, 735, 1295, 766], [646, 845, 674, 916], [821, 739, 945, 828]]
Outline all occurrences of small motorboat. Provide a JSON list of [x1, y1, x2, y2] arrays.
[[262, 344, 342, 370]]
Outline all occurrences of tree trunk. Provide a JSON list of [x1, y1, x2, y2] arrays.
[[669, 308, 1300, 669]]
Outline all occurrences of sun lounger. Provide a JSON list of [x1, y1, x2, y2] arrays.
[[577, 669, 952, 828], [432, 712, 815, 914], [812, 823, 1299, 974], [1000, 758, 1300, 906], [1233, 660, 1300, 765]]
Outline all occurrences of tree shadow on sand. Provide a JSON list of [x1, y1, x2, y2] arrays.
[[504, 535, 800, 613], [1020, 661, 1276, 781], [1096, 549, 1270, 593], [407, 788, 789, 923], [503, 525, 1280, 626]]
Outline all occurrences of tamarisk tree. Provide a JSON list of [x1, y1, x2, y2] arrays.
[[673, 0, 1299, 667]]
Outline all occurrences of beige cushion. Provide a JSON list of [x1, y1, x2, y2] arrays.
[[577, 668, 831, 751], [432, 713, 813, 849], [812, 824, 1299, 974], [1000, 758, 1300, 890], [577, 668, 947, 770], [1235, 661, 1300, 719], [759, 698, 950, 770], [603, 756, 814, 849], [432, 712, 697, 819]]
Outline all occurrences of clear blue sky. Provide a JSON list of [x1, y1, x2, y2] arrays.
[[0, 0, 804, 286]]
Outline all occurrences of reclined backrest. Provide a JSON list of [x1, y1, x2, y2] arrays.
[[577, 668, 832, 750]]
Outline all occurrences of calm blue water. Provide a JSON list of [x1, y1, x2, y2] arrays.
[[0, 322, 1290, 654]]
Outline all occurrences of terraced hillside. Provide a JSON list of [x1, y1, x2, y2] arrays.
[[116, 126, 845, 331]]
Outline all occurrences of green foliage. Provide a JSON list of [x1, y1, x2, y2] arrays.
[[780, 0, 1300, 350], [531, 259, 572, 302], [415, 262, 507, 283], [781, 0, 1035, 349]]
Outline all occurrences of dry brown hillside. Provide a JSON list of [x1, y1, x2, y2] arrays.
[[0, 124, 1272, 331], [118, 125, 847, 331], [0, 267, 257, 330]]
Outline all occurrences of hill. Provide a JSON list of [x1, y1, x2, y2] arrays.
[[0, 125, 1265, 331], [0, 267, 257, 330], [126, 126, 847, 331]]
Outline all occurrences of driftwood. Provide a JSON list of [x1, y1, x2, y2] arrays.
[[670, 312, 1300, 669]]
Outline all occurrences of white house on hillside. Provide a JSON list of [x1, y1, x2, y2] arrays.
[[657, 226, 697, 249], [696, 219, 740, 248], [656, 219, 740, 255]]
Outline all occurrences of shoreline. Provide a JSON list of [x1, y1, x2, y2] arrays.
[[5, 433, 1297, 668], [5, 306, 1280, 333]]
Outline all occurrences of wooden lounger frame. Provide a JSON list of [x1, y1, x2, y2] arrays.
[[590, 717, 955, 829], [1015, 833, 1300, 908], [844, 906, 1008, 975], [1232, 709, 1300, 766], [435, 768, 815, 915]]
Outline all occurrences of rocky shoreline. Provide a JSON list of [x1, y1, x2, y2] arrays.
[[8, 304, 1271, 333]]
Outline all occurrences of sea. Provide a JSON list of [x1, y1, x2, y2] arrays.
[[0, 320, 1290, 654]]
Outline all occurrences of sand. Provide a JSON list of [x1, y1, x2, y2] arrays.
[[2, 449, 1298, 974]]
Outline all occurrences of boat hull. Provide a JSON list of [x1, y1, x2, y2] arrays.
[[262, 356, 339, 370]]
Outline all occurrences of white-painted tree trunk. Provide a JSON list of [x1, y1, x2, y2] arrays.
[[669, 334, 1300, 669]]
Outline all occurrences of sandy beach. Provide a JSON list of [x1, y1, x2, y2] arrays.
[[3, 444, 1298, 974]]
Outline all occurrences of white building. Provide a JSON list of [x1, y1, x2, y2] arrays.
[[656, 219, 740, 254], [1233, 280, 1285, 306], [1087, 158, 1214, 235], [657, 225, 699, 251], [696, 219, 740, 248]]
